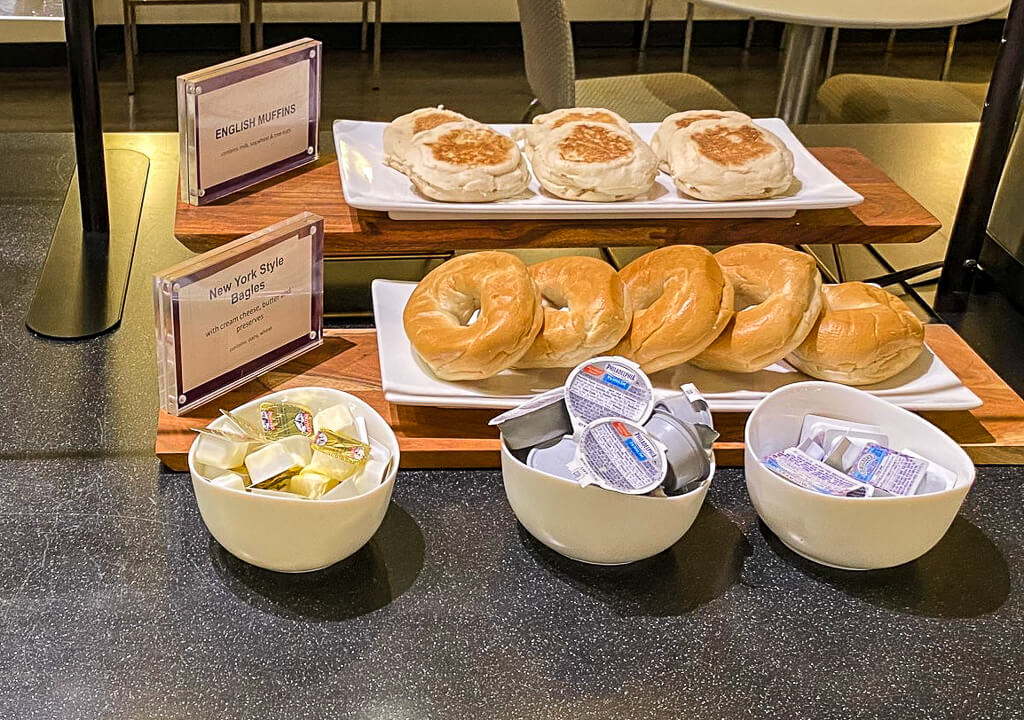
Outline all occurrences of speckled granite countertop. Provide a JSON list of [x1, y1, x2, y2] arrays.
[[1, 133, 1022, 720]]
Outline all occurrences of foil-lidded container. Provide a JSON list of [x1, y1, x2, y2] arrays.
[[644, 412, 713, 495], [564, 356, 654, 430], [489, 388, 572, 450], [526, 434, 578, 479], [568, 418, 667, 495]]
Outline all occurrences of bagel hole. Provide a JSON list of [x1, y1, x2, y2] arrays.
[[541, 292, 569, 312], [463, 307, 481, 326]]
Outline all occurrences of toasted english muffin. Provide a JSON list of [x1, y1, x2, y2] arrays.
[[404, 121, 531, 202], [516, 107, 634, 158], [383, 106, 470, 173], [650, 110, 752, 172], [667, 118, 795, 201], [530, 121, 657, 202]]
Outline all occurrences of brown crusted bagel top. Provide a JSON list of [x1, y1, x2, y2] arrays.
[[612, 245, 734, 373], [402, 251, 543, 381], [515, 256, 632, 369]]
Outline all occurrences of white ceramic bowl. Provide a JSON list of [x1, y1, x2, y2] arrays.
[[188, 387, 400, 573], [500, 439, 712, 565], [745, 381, 974, 570]]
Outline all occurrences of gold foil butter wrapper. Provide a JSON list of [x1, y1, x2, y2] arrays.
[[312, 429, 370, 466], [249, 465, 301, 492], [288, 471, 342, 500], [259, 401, 314, 440], [219, 409, 265, 441]]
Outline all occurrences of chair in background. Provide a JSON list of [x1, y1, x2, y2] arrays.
[[817, 74, 988, 122], [886, 26, 961, 80], [640, 0, 694, 71], [253, 0, 381, 86], [518, 0, 736, 122], [122, 0, 251, 94]]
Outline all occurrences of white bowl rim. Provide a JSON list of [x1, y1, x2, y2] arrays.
[[188, 387, 400, 505], [745, 380, 975, 503], [500, 436, 712, 503]]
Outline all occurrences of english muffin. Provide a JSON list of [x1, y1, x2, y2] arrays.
[[516, 107, 634, 158], [383, 106, 470, 173], [529, 121, 658, 202], [404, 121, 531, 202], [649, 110, 752, 172], [667, 117, 796, 201]]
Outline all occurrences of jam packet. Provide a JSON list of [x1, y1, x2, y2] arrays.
[[763, 447, 873, 497], [568, 418, 667, 495], [564, 356, 654, 430], [841, 441, 927, 496]]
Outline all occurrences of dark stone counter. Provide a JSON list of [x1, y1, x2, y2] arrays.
[[1, 132, 1022, 719]]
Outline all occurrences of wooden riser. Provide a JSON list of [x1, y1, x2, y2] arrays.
[[156, 325, 1024, 471], [174, 147, 941, 256]]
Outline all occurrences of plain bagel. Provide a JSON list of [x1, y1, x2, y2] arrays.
[[612, 246, 734, 374], [403, 252, 544, 380], [691, 244, 822, 373], [515, 256, 632, 369], [787, 282, 925, 386]]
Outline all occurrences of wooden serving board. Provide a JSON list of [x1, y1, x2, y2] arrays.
[[157, 325, 1024, 471], [174, 148, 940, 256]]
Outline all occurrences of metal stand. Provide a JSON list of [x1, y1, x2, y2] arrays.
[[935, 0, 1024, 313], [775, 24, 826, 123], [26, 0, 148, 339]]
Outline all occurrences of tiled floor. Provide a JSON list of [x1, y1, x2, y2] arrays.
[[0, 36, 999, 131]]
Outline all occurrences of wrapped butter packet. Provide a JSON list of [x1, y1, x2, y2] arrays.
[[220, 408, 265, 441], [259, 401, 314, 440], [312, 428, 371, 465], [568, 418, 667, 495], [564, 356, 654, 431], [763, 447, 873, 497]]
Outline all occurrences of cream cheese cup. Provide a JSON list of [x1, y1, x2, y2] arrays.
[[489, 387, 572, 450], [654, 383, 718, 450], [564, 356, 655, 432], [568, 418, 668, 495], [643, 411, 712, 495], [526, 434, 578, 479]]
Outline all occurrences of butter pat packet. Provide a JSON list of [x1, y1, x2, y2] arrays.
[[564, 356, 654, 431], [568, 418, 667, 495], [845, 442, 927, 496], [763, 447, 873, 497]]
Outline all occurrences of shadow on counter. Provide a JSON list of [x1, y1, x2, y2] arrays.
[[210, 502, 424, 621], [760, 517, 1010, 618], [519, 503, 751, 617]]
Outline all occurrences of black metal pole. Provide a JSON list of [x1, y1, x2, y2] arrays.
[[935, 0, 1024, 310], [62, 0, 110, 235]]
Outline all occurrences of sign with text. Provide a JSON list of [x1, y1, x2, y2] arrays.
[[154, 213, 324, 415], [177, 38, 321, 205]]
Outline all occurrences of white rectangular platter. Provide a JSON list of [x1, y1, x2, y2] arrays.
[[372, 279, 982, 413], [333, 119, 864, 220]]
